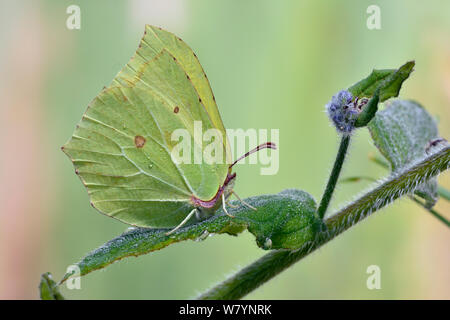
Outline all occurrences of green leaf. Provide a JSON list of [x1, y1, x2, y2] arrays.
[[354, 88, 380, 127], [348, 61, 415, 101], [60, 189, 321, 283], [368, 100, 444, 207], [239, 189, 323, 250], [39, 272, 64, 300]]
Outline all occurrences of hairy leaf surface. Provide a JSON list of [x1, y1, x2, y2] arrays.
[[368, 100, 444, 207]]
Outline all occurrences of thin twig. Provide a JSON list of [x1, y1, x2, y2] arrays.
[[410, 196, 450, 227]]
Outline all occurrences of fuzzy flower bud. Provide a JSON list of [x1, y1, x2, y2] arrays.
[[326, 90, 361, 134]]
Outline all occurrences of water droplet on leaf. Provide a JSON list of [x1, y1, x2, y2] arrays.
[[196, 230, 209, 241], [264, 238, 272, 249]]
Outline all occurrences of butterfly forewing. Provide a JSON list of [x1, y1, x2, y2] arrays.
[[112, 25, 229, 152]]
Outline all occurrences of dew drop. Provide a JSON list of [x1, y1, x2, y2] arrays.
[[196, 230, 210, 241], [264, 238, 272, 249]]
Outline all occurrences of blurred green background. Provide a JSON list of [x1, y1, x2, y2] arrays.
[[0, 0, 449, 299]]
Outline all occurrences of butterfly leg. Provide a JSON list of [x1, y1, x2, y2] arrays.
[[165, 208, 197, 236], [232, 191, 257, 210], [226, 200, 239, 208], [222, 193, 235, 218]]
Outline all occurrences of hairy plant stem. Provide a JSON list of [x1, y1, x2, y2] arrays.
[[369, 153, 449, 226], [197, 146, 450, 300], [317, 135, 351, 220]]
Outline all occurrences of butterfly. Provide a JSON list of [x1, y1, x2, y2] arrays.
[[62, 25, 276, 235]]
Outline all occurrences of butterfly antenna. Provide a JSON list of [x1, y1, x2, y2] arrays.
[[230, 142, 277, 168]]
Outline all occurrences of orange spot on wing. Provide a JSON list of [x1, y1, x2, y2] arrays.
[[134, 135, 146, 148]]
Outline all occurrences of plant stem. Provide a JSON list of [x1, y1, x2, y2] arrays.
[[437, 186, 450, 201], [410, 196, 450, 227], [368, 152, 450, 203], [317, 135, 351, 220], [197, 146, 450, 300]]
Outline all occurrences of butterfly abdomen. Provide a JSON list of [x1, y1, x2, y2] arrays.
[[191, 172, 236, 211]]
